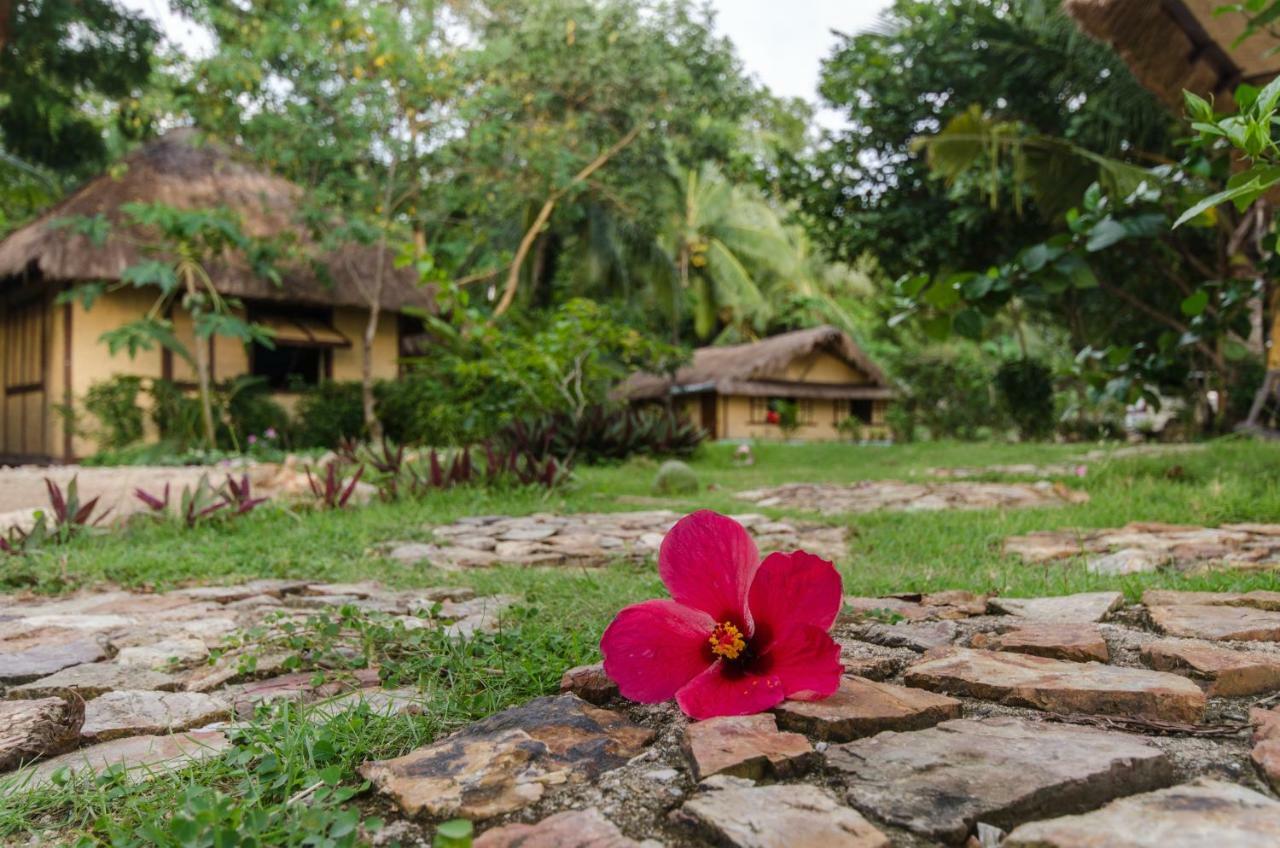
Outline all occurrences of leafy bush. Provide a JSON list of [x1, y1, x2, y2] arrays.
[[995, 357, 1055, 441], [150, 378, 207, 449], [498, 404, 705, 466], [84, 376, 145, 449], [887, 344, 1008, 440], [225, 377, 291, 449], [654, 459, 698, 495], [295, 382, 365, 448]]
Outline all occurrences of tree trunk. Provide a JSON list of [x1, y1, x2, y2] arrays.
[[0, 695, 84, 771], [362, 294, 383, 443], [193, 330, 217, 448]]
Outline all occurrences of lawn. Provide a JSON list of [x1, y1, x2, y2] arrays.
[[4, 437, 1280, 843]]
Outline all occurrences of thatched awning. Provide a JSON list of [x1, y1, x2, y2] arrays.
[[0, 129, 434, 313], [618, 325, 893, 401], [1066, 0, 1280, 109]]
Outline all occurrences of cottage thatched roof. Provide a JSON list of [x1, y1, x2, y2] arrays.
[[618, 325, 894, 402], [1066, 0, 1280, 110], [0, 129, 433, 312]]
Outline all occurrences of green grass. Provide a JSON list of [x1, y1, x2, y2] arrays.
[[4, 437, 1280, 844]]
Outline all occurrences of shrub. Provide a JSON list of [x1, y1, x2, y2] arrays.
[[295, 382, 365, 448], [995, 357, 1055, 441], [887, 344, 1007, 440], [225, 377, 290, 449], [498, 404, 705, 466], [150, 378, 206, 450], [654, 459, 698, 495], [84, 376, 146, 450]]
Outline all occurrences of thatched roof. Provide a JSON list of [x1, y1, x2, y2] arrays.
[[0, 129, 433, 312], [618, 325, 894, 402], [1066, 0, 1280, 110]]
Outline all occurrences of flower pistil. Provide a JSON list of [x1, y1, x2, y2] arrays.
[[709, 622, 746, 660]]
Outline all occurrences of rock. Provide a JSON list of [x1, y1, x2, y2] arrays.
[[360, 694, 653, 821], [7, 731, 230, 791], [8, 661, 183, 699], [1002, 778, 1280, 847], [1253, 706, 1280, 742], [307, 687, 428, 721], [183, 651, 293, 693], [843, 597, 932, 622], [678, 783, 891, 848], [475, 808, 651, 848], [80, 690, 229, 742], [735, 481, 1087, 515], [498, 526, 559, 542], [1088, 548, 1167, 575], [0, 631, 108, 683], [773, 676, 960, 742], [654, 460, 699, 495], [920, 590, 989, 617], [225, 669, 381, 718], [1253, 739, 1280, 791], [682, 714, 814, 780], [971, 623, 1109, 663], [114, 637, 209, 669], [989, 592, 1124, 623], [0, 697, 84, 771], [1141, 638, 1280, 696], [1147, 603, 1280, 641], [559, 663, 618, 704], [827, 717, 1173, 844], [859, 620, 958, 652], [837, 640, 905, 681], [904, 647, 1206, 723]]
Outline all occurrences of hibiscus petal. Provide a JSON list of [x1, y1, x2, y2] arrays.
[[600, 599, 715, 703], [765, 624, 842, 701], [675, 662, 787, 719], [747, 551, 843, 649], [658, 510, 760, 628]]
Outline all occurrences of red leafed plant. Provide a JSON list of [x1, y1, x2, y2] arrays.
[[600, 510, 843, 720], [306, 461, 365, 509], [43, 476, 110, 542], [221, 474, 268, 516]]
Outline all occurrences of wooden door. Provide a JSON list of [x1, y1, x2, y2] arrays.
[[700, 393, 718, 439], [1, 295, 48, 459]]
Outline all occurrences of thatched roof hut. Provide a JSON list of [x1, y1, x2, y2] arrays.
[[0, 128, 432, 311], [619, 326, 894, 441], [1065, 0, 1280, 109]]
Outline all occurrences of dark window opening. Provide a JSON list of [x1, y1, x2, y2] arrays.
[[850, 399, 873, 424], [252, 345, 328, 390], [248, 304, 341, 390]]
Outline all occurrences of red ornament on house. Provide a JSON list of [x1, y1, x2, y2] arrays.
[[765, 410, 780, 425]]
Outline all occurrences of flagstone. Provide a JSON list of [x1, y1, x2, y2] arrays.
[[988, 591, 1124, 623], [842, 596, 933, 622], [114, 637, 210, 669], [1002, 779, 1280, 847], [4, 730, 231, 791], [360, 694, 653, 821], [1253, 739, 1280, 791], [80, 690, 229, 742], [971, 623, 1109, 663], [0, 631, 108, 684], [1147, 603, 1280, 641], [9, 661, 183, 699], [475, 809, 655, 848], [860, 620, 958, 652], [1141, 638, 1280, 696], [1142, 589, 1280, 610], [681, 714, 814, 780], [559, 662, 618, 704], [827, 716, 1173, 844], [904, 647, 1206, 723], [837, 639, 907, 681], [224, 669, 381, 718], [774, 676, 960, 742], [1006, 522, 1280, 574], [307, 687, 428, 721], [0, 697, 83, 771], [1087, 548, 1167, 575], [736, 480, 1088, 515], [678, 784, 891, 848], [1253, 706, 1280, 742]]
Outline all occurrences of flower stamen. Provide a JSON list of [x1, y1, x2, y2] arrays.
[[709, 622, 746, 660]]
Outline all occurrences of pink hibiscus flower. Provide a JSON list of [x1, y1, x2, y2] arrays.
[[600, 510, 843, 719]]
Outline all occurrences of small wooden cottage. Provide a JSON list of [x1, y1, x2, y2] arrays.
[[619, 326, 894, 441], [0, 130, 433, 463]]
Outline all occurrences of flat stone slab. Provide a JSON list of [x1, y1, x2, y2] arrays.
[[360, 694, 653, 821], [837, 640, 907, 681], [858, 620, 958, 652], [679, 783, 891, 848], [1253, 739, 1280, 791], [827, 716, 1173, 844], [0, 697, 83, 771], [225, 669, 381, 718], [773, 676, 960, 742], [388, 511, 847, 570], [988, 592, 1124, 623], [682, 714, 814, 780], [971, 623, 1109, 663], [559, 662, 618, 705], [1142, 589, 1280, 610], [114, 637, 210, 669], [844, 592, 988, 622], [475, 808, 655, 848], [736, 480, 1088, 515], [80, 690, 230, 742], [1006, 521, 1280, 573], [1142, 638, 1280, 696], [904, 648, 1206, 723], [1148, 603, 1280, 641], [307, 687, 429, 721], [4, 731, 230, 791], [9, 661, 183, 699], [0, 631, 108, 683], [1003, 778, 1280, 847]]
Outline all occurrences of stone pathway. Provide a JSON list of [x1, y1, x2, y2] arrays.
[[1006, 521, 1280, 574], [383, 511, 848, 570], [0, 580, 512, 791], [924, 442, 1208, 481], [735, 480, 1088, 515], [335, 586, 1280, 846]]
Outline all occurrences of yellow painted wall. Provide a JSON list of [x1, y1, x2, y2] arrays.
[[331, 307, 400, 381], [719, 394, 888, 442], [780, 351, 871, 384]]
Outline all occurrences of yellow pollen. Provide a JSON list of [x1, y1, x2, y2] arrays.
[[709, 622, 746, 660]]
